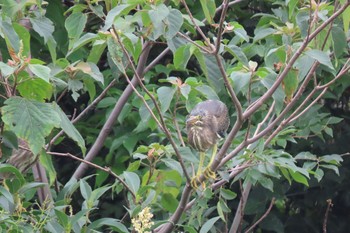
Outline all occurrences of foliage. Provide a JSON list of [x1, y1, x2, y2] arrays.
[[0, 0, 349, 232]]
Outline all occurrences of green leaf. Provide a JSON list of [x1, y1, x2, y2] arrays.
[[195, 85, 219, 100], [28, 64, 51, 83], [160, 193, 178, 213], [88, 40, 107, 64], [67, 33, 98, 57], [65, 12, 87, 48], [320, 154, 343, 165], [320, 164, 340, 175], [1, 20, 20, 53], [258, 177, 274, 192], [0, 62, 15, 77], [162, 158, 183, 177], [314, 168, 324, 182], [157, 86, 176, 113], [123, 171, 140, 194], [230, 71, 251, 94], [1, 97, 61, 155], [17, 182, 45, 195], [289, 170, 309, 186], [75, 62, 104, 84], [13, 23, 30, 57], [220, 188, 237, 200], [305, 50, 334, 71], [282, 68, 299, 102], [200, 216, 220, 233], [253, 28, 277, 42], [17, 78, 53, 101], [165, 9, 183, 39], [1, 130, 18, 149], [80, 179, 92, 200], [0, 164, 25, 185], [103, 4, 134, 31], [30, 15, 55, 43], [148, 4, 170, 39], [88, 218, 128, 232], [174, 45, 191, 70], [200, 0, 216, 24], [225, 44, 249, 66], [331, 26, 347, 58], [52, 103, 86, 154]]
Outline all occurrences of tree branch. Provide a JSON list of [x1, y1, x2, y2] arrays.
[[72, 41, 152, 179]]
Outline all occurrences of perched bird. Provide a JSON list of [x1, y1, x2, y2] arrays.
[[186, 99, 230, 186]]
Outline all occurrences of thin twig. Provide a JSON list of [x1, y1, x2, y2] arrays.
[[244, 198, 276, 233], [49, 151, 136, 200], [323, 199, 333, 233], [180, 0, 212, 50]]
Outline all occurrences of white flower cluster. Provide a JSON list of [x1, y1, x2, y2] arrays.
[[131, 207, 154, 233]]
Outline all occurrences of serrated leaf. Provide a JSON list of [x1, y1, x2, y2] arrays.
[[123, 171, 140, 194], [17, 78, 53, 101], [28, 64, 51, 83], [200, 216, 220, 233], [52, 103, 86, 154], [1, 97, 61, 155], [157, 86, 176, 113]]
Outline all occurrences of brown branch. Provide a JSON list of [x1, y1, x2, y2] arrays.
[[180, 0, 213, 50], [244, 198, 276, 233], [243, 1, 350, 119], [111, 27, 191, 182], [49, 151, 136, 201], [323, 199, 333, 233], [72, 41, 152, 179]]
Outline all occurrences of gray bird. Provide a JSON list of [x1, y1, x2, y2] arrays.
[[186, 99, 230, 184]]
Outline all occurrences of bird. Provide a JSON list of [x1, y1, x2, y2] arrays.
[[186, 99, 230, 187]]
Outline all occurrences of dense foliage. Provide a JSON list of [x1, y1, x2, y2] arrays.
[[0, 0, 349, 232]]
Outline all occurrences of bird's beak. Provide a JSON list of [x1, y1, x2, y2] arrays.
[[186, 115, 200, 125]]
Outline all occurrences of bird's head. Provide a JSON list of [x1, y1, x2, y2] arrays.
[[186, 110, 206, 127]]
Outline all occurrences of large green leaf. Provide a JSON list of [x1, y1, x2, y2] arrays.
[[65, 12, 87, 49], [157, 86, 176, 113], [17, 78, 53, 101], [1, 97, 61, 155], [52, 103, 86, 154], [123, 171, 140, 194], [30, 15, 55, 44], [28, 64, 51, 83]]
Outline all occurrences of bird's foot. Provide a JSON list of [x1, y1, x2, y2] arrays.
[[191, 176, 206, 189], [203, 167, 216, 180]]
